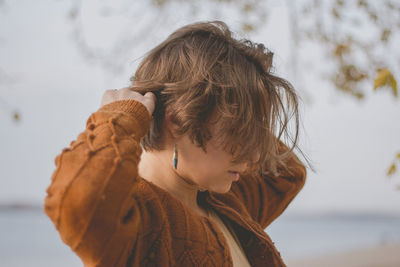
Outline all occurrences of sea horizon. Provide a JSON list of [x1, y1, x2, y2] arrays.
[[1, 202, 400, 266], [1, 201, 399, 220]]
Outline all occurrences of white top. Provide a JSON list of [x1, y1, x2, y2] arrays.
[[207, 208, 251, 267]]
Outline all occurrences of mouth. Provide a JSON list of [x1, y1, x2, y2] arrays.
[[228, 171, 240, 181]]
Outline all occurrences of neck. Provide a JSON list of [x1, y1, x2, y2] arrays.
[[138, 147, 203, 214]]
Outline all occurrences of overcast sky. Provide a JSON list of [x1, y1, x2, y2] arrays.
[[1, 0, 400, 215]]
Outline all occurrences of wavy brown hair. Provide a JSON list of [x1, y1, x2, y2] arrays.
[[130, 21, 304, 175]]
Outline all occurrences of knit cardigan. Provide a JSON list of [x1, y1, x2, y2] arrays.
[[44, 99, 307, 267]]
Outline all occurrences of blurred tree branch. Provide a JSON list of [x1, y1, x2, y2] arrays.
[[64, 0, 400, 100], [1, 0, 398, 186], [64, 0, 400, 188]]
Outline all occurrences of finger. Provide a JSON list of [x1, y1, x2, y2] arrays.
[[144, 92, 156, 103], [143, 92, 156, 114]]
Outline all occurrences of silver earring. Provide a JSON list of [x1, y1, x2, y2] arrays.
[[173, 143, 178, 169]]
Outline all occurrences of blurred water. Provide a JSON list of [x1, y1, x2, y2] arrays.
[[0, 210, 399, 266], [0, 210, 81, 267], [267, 213, 400, 260]]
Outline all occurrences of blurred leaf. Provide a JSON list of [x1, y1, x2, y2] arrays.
[[332, 64, 367, 99], [242, 3, 254, 13], [387, 163, 396, 176], [242, 23, 254, 32], [381, 28, 391, 42], [397, 153, 400, 159], [336, 0, 344, 7], [373, 68, 398, 97], [358, 0, 367, 8], [332, 7, 340, 19], [153, 0, 167, 7], [334, 44, 350, 57], [68, 7, 79, 20], [368, 11, 378, 22], [386, 1, 395, 9], [352, 91, 364, 99], [13, 111, 20, 122], [396, 184, 400, 191]]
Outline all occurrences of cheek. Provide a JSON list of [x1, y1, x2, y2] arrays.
[[183, 149, 225, 179], [194, 153, 233, 189], [177, 144, 208, 179], [177, 136, 233, 190]]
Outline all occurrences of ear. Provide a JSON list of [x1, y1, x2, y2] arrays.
[[164, 107, 180, 139]]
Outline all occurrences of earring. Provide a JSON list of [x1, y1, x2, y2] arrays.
[[173, 143, 178, 169]]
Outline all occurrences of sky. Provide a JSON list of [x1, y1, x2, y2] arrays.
[[1, 0, 400, 215]]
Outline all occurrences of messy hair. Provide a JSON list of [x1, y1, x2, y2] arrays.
[[130, 21, 302, 175]]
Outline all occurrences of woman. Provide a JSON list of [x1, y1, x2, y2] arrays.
[[44, 21, 307, 266]]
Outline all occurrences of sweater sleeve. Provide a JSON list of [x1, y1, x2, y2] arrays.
[[44, 99, 151, 266], [229, 141, 307, 229]]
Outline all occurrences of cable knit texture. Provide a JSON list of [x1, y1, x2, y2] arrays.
[[44, 99, 307, 267]]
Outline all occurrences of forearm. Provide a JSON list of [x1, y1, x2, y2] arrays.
[[44, 99, 150, 264], [230, 140, 307, 229]]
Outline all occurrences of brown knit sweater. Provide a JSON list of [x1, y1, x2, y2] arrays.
[[44, 99, 307, 267]]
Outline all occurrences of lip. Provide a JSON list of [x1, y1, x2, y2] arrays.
[[228, 171, 240, 181]]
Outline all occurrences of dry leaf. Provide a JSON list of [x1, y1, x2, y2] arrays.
[[13, 111, 20, 122], [387, 163, 396, 176], [242, 23, 254, 32], [373, 68, 398, 97]]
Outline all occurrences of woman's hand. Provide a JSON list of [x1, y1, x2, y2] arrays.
[[100, 88, 156, 116]]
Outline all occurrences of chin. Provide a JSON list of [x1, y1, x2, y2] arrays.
[[210, 183, 232, 194]]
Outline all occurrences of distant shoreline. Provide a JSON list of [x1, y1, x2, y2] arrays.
[[286, 243, 400, 267], [0, 202, 399, 219], [0, 203, 43, 212], [277, 210, 400, 220]]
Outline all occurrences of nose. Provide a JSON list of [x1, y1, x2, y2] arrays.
[[245, 152, 261, 172], [231, 152, 261, 172], [236, 155, 260, 173]]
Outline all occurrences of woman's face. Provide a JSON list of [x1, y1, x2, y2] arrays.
[[174, 124, 255, 194]]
